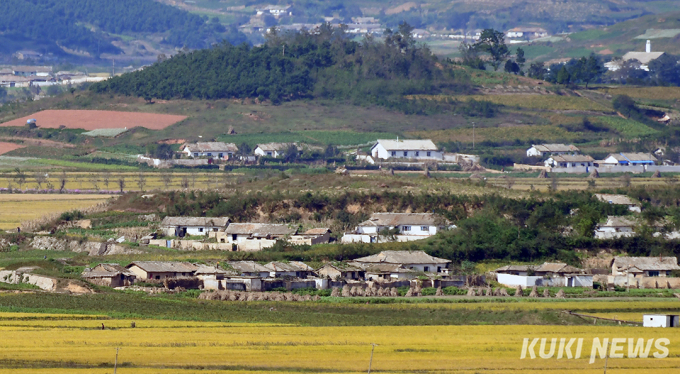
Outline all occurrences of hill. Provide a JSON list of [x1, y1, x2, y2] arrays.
[[0, 0, 246, 60]]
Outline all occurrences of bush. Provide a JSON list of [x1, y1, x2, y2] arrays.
[[59, 210, 84, 222]]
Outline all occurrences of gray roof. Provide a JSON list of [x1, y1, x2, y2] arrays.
[[606, 153, 657, 162], [194, 265, 232, 275], [263, 261, 314, 272], [552, 155, 594, 162], [534, 263, 582, 274], [612, 257, 680, 272], [373, 139, 438, 151], [622, 52, 665, 64], [352, 263, 415, 273], [599, 216, 637, 228], [317, 262, 364, 272], [494, 265, 533, 273], [12, 66, 52, 73], [595, 194, 636, 206], [184, 142, 238, 153], [303, 228, 331, 235], [358, 213, 448, 227], [227, 261, 270, 274], [82, 263, 135, 278], [225, 223, 295, 237], [353, 250, 451, 265], [256, 142, 300, 152], [126, 261, 198, 273], [161, 217, 230, 227], [532, 144, 580, 153]]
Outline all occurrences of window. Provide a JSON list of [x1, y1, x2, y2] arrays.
[[649, 271, 660, 277], [403, 226, 411, 231], [194, 153, 198, 157], [403, 151, 408, 157], [427, 152, 431, 156], [213, 228, 218, 231], [207, 153, 212, 156], [199, 228, 204, 232], [267, 152, 273, 156], [415, 151, 420, 156], [421, 226, 428, 231], [219, 153, 223, 158], [424, 266, 429, 272], [391, 151, 396, 157], [155, 276, 160, 280]]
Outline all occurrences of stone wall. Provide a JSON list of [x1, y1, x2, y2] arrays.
[[0, 270, 56, 291]]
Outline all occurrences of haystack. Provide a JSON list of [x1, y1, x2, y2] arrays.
[[652, 170, 662, 178], [537, 169, 549, 179], [556, 289, 566, 298], [514, 285, 523, 297], [312, 295, 320, 301], [499, 288, 510, 297], [485, 286, 493, 296], [228, 293, 238, 301], [469, 173, 484, 179], [364, 287, 374, 297], [390, 287, 398, 297], [529, 286, 539, 298], [274, 293, 285, 301], [543, 289, 551, 298], [493, 288, 501, 297], [246, 293, 256, 301], [349, 286, 358, 297], [341, 285, 350, 297], [467, 288, 476, 297], [589, 169, 599, 178], [330, 287, 340, 297], [435, 287, 444, 296], [405, 288, 414, 297]]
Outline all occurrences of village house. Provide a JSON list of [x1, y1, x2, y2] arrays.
[[256, 4, 291, 16], [263, 261, 315, 278], [495, 262, 592, 288], [195, 265, 232, 290], [595, 194, 641, 213], [226, 261, 271, 278], [493, 265, 533, 276], [12, 66, 52, 77], [253, 143, 301, 158], [356, 263, 417, 281], [316, 262, 365, 281], [218, 223, 296, 251], [126, 261, 198, 280], [594, 216, 637, 239], [546, 154, 594, 168], [602, 152, 657, 166], [182, 142, 238, 159], [288, 228, 331, 245], [526, 144, 580, 158], [341, 213, 453, 243], [611, 257, 680, 277], [13, 50, 42, 60], [606, 41, 665, 71], [533, 263, 584, 276], [506, 27, 549, 39], [351, 250, 451, 274], [81, 263, 136, 287], [160, 217, 230, 237], [371, 139, 441, 160]]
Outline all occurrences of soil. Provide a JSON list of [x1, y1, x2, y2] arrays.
[[0, 142, 25, 155], [0, 110, 187, 130]]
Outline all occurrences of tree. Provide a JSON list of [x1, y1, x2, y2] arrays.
[[527, 62, 547, 80], [504, 60, 520, 74], [515, 47, 526, 71], [148, 143, 174, 160], [89, 175, 100, 191], [459, 43, 485, 70], [33, 171, 46, 190], [473, 29, 510, 71], [324, 144, 338, 158], [576, 55, 604, 88], [13, 168, 26, 190], [612, 95, 637, 117], [102, 171, 111, 190], [160, 171, 173, 189], [284, 144, 300, 163], [136, 172, 147, 191], [118, 177, 126, 193], [556, 66, 570, 85], [648, 54, 680, 86], [238, 142, 252, 156], [58, 171, 68, 193]]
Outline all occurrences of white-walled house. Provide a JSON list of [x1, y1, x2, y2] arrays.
[[611, 257, 680, 278], [526, 144, 580, 158], [546, 154, 594, 168], [263, 261, 315, 278], [227, 261, 271, 278], [602, 152, 657, 166], [341, 213, 454, 243], [215, 223, 296, 251], [126, 261, 198, 280], [182, 142, 238, 159], [594, 194, 641, 213], [371, 139, 441, 160], [253, 143, 301, 158], [160, 217, 230, 237], [594, 216, 636, 239], [351, 250, 451, 274]]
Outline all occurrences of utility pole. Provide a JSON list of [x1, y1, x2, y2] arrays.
[[472, 122, 475, 149], [114, 347, 119, 374], [367, 343, 378, 374], [112, 59, 115, 77]]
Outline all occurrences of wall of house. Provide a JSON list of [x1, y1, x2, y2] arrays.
[[237, 239, 277, 252], [594, 231, 635, 239], [402, 263, 447, 273], [397, 224, 437, 236], [608, 275, 680, 289], [372, 145, 442, 160], [497, 273, 593, 287]]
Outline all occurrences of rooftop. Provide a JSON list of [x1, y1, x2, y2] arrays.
[[612, 257, 680, 271], [255, 142, 300, 152], [184, 142, 238, 153], [373, 139, 438, 151], [622, 52, 665, 65], [225, 223, 295, 236], [358, 213, 449, 227], [552, 155, 594, 162], [594, 194, 637, 206], [599, 216, 637, 228], [126, 261, 198, 273], [607, 152, 658, 162], [263, 261, 314, 272], [161, 216, 230, 227], [227, 261, 270, 273], [353, 250, 451, 265], [531, 144, 580, 153], [82, 263, 135, 278]]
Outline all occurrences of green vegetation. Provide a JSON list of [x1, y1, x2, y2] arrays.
[[592, 116, 658, 138], [217, 131, 399, 147]]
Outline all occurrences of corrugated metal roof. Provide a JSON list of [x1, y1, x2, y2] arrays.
[[225, 223, 295, 236], [622, 52, 665, 64], [227, 261, 270, 273], [263, 261, 313, 272], [534, 263, 581, 274], [607, 153, 657, 162], [552, 155, 594, 162], [373, 139, 438, 151], [613, 257, 680, 271], [126, 261, 198, 273], [494, 265, 533, 272], [317, 262, 364, 272], [532, 144, 580, 153], [358, 213, 448, 227], [161, 217, 230, 227], [595, 194, 636, 206], [194, 265, 232, 275], [353, 250, 450, 265], [184, 142, 238, 153]]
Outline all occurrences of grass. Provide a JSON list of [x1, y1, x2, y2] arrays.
[[217, 130, 400, 147], [451, 95, 610, 112], [409, 124, 579, 144], [591, 116, 658, 138]]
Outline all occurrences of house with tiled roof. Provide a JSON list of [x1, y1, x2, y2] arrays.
[[160, 216, 230, 237], [371, 139, 441, 160], [602, 152, 657, 166], [351, 250, 451, 274], [526, 144, 580, 158], [341, 213, 454, 243], [126, 261, 198, 280], [182, 142, 238, 159], [611, 257, 680, 277]]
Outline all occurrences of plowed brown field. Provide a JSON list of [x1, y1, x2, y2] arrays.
[[0, 142, 24, 155], [0, 110, 187, 130]]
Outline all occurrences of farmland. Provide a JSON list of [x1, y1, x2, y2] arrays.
[[0, 194, 112, 230], [0, 110, 187, 130], [0, 142, 24, 155], [0, 298, 678, 373]]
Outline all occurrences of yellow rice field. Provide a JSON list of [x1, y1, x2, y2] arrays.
[[0, 194, 112, 230], [0, 312, 680, 373]]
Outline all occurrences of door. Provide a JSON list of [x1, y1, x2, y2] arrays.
[[567, 277, 574, 287]]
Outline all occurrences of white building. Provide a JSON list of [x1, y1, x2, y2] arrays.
[[614, 40, 665, 71], [371, 139, 441, 160], [160, 217, 230, 237], [182, 142, 238, 159], [611, 257, 680, 277], [341, 213, 454, 243], [351, 250, 451, 274], [256, 5, 292, 16], [602, 152, 657, 166], [263, 261, 315, 278], [216, 223, 296, 251], [253, 142, 300, 158], [526, 144, 580, 158], [643, 314, 680, 328], [506, 27, 549, 39], [594, 194, 641, 213], [546, 154, 594, 168], [594, 216, 636, 239]]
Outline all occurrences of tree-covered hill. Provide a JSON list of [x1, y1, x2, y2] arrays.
[[91, 24, 472, 112], [0, 0, 238, 56]]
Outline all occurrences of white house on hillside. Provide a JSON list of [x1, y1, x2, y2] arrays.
[[160, 217, 231, 237], [351, 250, 451, 274], [371, 139, 441, 160], [594, 194, 641, 212], [611, 257, 680, 278], [606, 40, 665, 72], [183, 142, 238, 159], [254, 143, 301, 158], [341, 213, 454, 243], [526, 144, 580, 158], [546, 154, 594, 168], [594, 216, 637, 239], [602, 153, 657, 166]]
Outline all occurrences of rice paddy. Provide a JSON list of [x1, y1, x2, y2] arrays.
[[0, 194, 112, 230]]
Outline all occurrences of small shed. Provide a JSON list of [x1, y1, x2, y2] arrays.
[[82, 263, 136, 287], [643, 314, 680, 328]]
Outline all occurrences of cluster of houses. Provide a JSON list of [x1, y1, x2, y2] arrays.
[[82, 250, 454, 290], [156, 212, 452, 251], [526, 143, 670, 172], [0, 66, 107, 88], [494, 256, 680, 290]]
